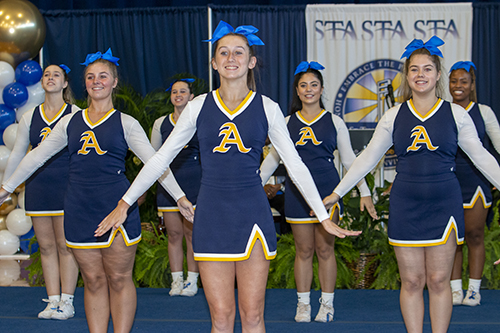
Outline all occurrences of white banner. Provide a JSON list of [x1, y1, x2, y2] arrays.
[[306, 3, 473, 129]]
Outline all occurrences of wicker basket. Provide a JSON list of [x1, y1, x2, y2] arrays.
[[346, 252, 378, 289]]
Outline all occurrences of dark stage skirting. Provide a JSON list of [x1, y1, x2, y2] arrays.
[[0, 287, 499, 332]]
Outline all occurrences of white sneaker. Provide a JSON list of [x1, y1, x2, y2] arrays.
[[314, 298, 334, 323], [169, 276, 184, 296], [38, 299, 58, 319], [452, 289, 463, 306], [52, 300, 75, 320], [462, 286, 481, 306], [180, 281, 198, 297], [294, 302, 311, 323]]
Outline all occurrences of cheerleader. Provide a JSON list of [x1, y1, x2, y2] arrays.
[[260, 61, 377, 323], [151, 78, 200, 296], [98, 21, 360, 332], [0, 49, 183, 333], [323, 37, 500, 332], [448, 61, 500, 306], [3, 64, 79, 320]]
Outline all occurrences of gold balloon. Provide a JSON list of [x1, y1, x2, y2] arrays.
[[0, 193, 17, 215], [0, 0, 46, 66], [0, 214, 6, 230], [14, 182, 24, 193]]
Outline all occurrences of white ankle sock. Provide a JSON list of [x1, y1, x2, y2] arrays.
[[61, 293, 74, 304], [297, 292, 310, 305], [321, 292, 334, 307], [469, 278, 481, 291], [450, 279, 462, 292], [48, 295, 61, 302], [186, 271, 199, 283], [171, 271, 183, 281]]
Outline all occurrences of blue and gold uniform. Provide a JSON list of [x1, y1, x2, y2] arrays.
[[25, 104, 72, 216], [153, 114, 201, 212], [455, 102, 494, 209], [284, 110, 342, 223]]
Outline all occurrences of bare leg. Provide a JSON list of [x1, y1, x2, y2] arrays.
[[32, 217, 61, 296], [315, 210, 338, 293], [198, 261, 236, 332], [163, 212, 185, 272], [51, 216, 79, 295], [72, 248, 110, 333], [102, 233, 137, 333], [183, 217, 198, 273], [236, 240, 269, 333], [426, 237, 456, 333], [290, 224, 315, 292], [464, 201, 487, 279], [394, 246, 425, 333]]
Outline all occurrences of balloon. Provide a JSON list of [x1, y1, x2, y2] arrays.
[[2, 82, 28, 109], [16, 190, 24, 209], [0, 0, 46, 66], [6, 208, 31, 236], [26, 81, 45, 105], [15, 60, 42, 86], [0, 192, 16, 215], [0, 104, 15, 130], [0, 145, 10, 172], [0, 215, 6, 230], [19, 226, 36, 253], [14, 183, 24, 193], [2, 123, 17, 150], [0, 229, 19, 255], [15, 100, 37, 122], [0, 260, 20, 286], [0, 61, 14, 88]]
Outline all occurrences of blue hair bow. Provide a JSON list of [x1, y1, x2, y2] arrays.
[[59, 64, 71, 74], [400, 36, 444, 59], [450, 61, 476, 73], [80, 48, 120, 67], [203, 21, 264, 46], [294, 61, 325, 76], [166, 78, 195, 92]]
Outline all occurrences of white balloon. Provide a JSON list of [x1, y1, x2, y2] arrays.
[[0, 61, 14, 89], [17, 190, 24, 209], [0, 145, 10, 171], [27, 82, 45, 106], [16, 101, 38, 122], [6, 208, 32, 236], [0, 260, 20, 286], [0, 229, 19, 255], [2, 123, 17, 150]]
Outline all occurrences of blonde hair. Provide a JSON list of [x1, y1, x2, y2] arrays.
[[399, 48, 444, 102]]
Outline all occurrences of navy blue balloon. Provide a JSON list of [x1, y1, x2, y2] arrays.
[[0, 104, 16, 130], [20, 227, 38, 254], [15, 60, 43, 86], [2, 82, 28, 109]]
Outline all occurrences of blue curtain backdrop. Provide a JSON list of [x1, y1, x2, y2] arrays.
[[41, 7, 208, 99], [211, 5, 307, 114], [472, 3, 500, 113]]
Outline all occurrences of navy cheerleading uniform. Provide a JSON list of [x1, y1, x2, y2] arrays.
[[3, 109, 184, 249], [260, 110, 371, 224], [122, 90, 331, 261], [151, 114, 201, 212], [334, 99, 500, 247], [455, 102, 500, 209], [3, 104, 77, 216]]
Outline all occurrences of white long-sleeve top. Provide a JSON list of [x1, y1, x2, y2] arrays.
[[122, 92, 331, 222], [259, 112, 371, 197], [334, 102, 500, 198], [2, 110, 185, 201], [478, 104, 500, 154]]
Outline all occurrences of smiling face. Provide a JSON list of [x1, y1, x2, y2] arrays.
[[211, 34, 256, 83], [406, 53, 441, 98], [449, 68, 474, 106], [42, 65, 68, 94], [85, 61, 118, 102], [170, 81, 194, 109], [296, 72, 324, 107]]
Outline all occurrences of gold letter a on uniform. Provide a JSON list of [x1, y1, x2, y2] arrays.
[[213, 122, 251, 153], [78, 131, 108, 155]]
